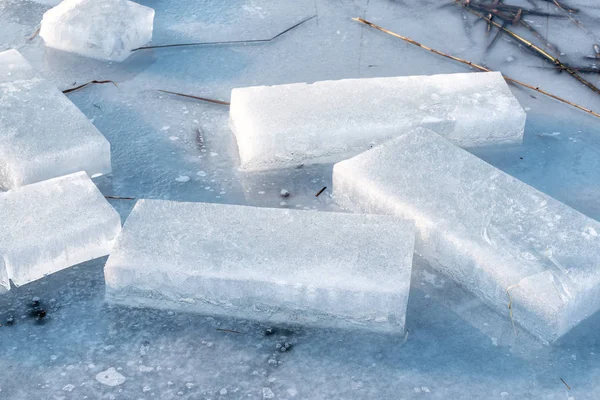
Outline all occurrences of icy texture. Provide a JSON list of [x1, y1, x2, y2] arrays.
[[0, 257, 8, 293], [230, 72, 526, 170], [105, 200, 414, 332], [0, 172, 121, 287], [333, 127, 600, 343], [0, 49, 111, 190], [39, 0, 154, 62]]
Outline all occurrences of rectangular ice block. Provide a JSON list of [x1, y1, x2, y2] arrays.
[[0, 172, 121, 288], [229, 71, 526, 170], [0, 49, 112, 190], [104, 200, 415, 333], [333, 127, 600, 343]]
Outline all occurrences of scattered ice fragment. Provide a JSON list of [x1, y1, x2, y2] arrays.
[[506, 56, 515, 62], [186, 383, 194, 389], [229, 72, 526, 170], [262, 388, 275, 399], [258, 191, 265, 195], [500, 392, 509, 397], [280, 189, 290, 197], [139, 365, 154, 372], [333, 127, 600, 342], [39, 0, 155, 62], [196, 171, 207, 177], [143, 386, 151, 392], [96, 368, 126, 386], [104, 201, 415, 333], [210, 152, 219, 157], [0, 50, 111, 190], [491, 337, 498, 346], [421, 386, 430, 393], [0, 172, 121, 290], [169, 136, 179, 141], [287, 388, 297, 397], [220, 388, 228, 395], [63, 384, 75, 392], [175, 175, 190, 183], [161, 126, 170, 131]]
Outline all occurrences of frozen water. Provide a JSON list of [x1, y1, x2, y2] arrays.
[[0, 172, 121, 288], [0, 257, 8, 293], [333, 127, 600, 343], [2, 0, 600, 398], [39, 0, 154, 62], [105, 200, 414, 332], [0, 49, 111, 190], [229, 72, 526, 170]]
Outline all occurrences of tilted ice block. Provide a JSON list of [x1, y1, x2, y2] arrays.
[[0, 172, 121, 288], [0, 257, 9, 293], [0, 49, 111, 190], [332, 127, 600, 342], [229, 72, 526, 170], [40, 0, 154, 62], [105, 200, 415, 333]]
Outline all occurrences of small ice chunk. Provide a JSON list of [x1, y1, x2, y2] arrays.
[[39, 0, 155, 62], [175, 175, 190, 183], [0, 50, 111, 190], [0, 172, 121, 288], [105, 200, 414, 333], [96, 367, 126, 386], [333, 127, 600, 342], [230, 72, 526, 170]]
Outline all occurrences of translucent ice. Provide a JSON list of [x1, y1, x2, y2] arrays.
[[0, 49, 112, 190], [104, 200, 415, 333], [333, 127, 600, 342], [39, 0, 155, 62], [230, 72, 526, 170], [0, 172, 121, 288]]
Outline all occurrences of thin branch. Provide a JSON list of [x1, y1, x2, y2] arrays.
[[353, 17, 600, 120], [461, 5, 600, 96], [157, 90, 230, 106], [132, 15, 316, 51], [62, 80, 118, 94], [105, 195, 135, 200]]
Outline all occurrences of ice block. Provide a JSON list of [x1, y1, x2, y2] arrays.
[[0, 172, 121, 288], [0, 49, 112, 190], [333, 127, 600, 342], [104, 200, 415, 333], [230, 72, 526, 170], [40, 0, 154, 61], [40, 0, 155, 62]]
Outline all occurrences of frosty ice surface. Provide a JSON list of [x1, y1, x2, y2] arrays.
[[105, 200, 415, 333], [333, 127, 600, 342]]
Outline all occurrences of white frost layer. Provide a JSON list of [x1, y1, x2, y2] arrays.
[[0, 172, 121, 288], [105, 200, 415, 333], [230, 72, 526, 170], [39, 0, 154, 62], [333, 127, 600, 343], [0, 49, 111, 190]]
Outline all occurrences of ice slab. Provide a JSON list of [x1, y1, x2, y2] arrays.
[[39, 0, 154, 62], [333, 127, 600, 343], [0, 49, 112, 190], [105, 200, 415, 333], [0, 172, 121, 288], [229, 72, 526, 170]]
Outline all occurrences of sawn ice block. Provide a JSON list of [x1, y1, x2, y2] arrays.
[[104, 200, 415, 333], [333, 127, 600, 342], [0, 172, 121, 288], [230, 71, 526, 170], [0, 49, 111, 190]]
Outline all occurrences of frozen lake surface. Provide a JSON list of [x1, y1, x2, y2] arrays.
[[1, 0, 600, 398]]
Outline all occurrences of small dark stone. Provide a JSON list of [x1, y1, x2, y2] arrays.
[[36, 309, 46, 319], [519, 157, 524, 160], [264, 328, 275, 336], [32, 297, 41, 307]]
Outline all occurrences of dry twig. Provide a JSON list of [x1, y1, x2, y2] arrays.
[[353, 17, 600, 120], [62, 80, 118, 94], [157, 90, 230, 106]]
